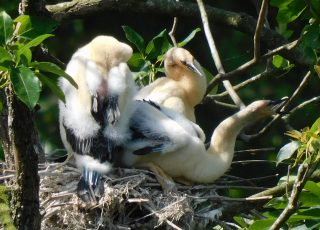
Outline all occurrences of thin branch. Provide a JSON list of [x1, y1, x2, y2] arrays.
[[168, 0, 179, 47], [45, 0, 309, 68], [234, 147, 275, 154], [206, 39, 299, 94], [169, 17, 178, 47], [279, 70, 313, 113], [240, 70, 313, 141], [254, 0, 269, 60], [270, 164, 308, 230], [284, 96, 320, 119], [196, 0, 245, 108], [209, 68, 286, 98]]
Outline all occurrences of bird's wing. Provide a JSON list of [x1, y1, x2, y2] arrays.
[[152, 101, 205, 140], [126, 100, 191, 155], [62, 122, 115, 163]]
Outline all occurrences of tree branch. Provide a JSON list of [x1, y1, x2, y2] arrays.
[[270, 164, 308, 230], [196, 0, 244, 108], [45, 0, 309, 68], [253, 0, 268, 60]]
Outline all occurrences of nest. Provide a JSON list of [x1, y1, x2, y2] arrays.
[[38, 161, 238, 230], [1, 158, 271, 229]]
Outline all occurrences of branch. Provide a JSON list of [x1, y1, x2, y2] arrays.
[[270, 164, 308, 229], [196, 0, 244, 108], [45, 0, 309, 68], [209, 68, 287, 98], [253, 0, 268, 60], [284, 96, 320, 120], [206, 38, 299, 94]]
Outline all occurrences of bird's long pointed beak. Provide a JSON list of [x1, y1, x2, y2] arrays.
[[185, 62, 203, 77], [268, 97, 288, 114]]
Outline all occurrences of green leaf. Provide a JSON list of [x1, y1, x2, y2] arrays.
[[248, 219, 275, 230], [272, 55, 290, 68], [178, 28, 201, 47], [276, 141, 299, 164], [304, 181, 320, 198], [0, 46, 12, 63], [146, 29, 171, 60], [11, 66, 41, 109], [0, 11, 14, 45], [20, 48, 32, 66], [310, 116, 320, 133], [301, 23, 320, 49], [17, 34, 53, 57], [128, 52, 145, 70], [29, 62, 77, 88], [14, 15, 32, 37], [122, 26, 145, 53], [274, 0, 306, 25], [37, 72, 65, 102]]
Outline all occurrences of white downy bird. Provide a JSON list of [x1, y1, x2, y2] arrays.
[[135, 47, 207, 123], [120, 98, 287, 189], [59, 36, 136, 202]]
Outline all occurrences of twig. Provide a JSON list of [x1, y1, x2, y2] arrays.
[[284, 96, 320, 119], [222, 174, 278, 184], [283, 71, 313, 111], [234, 147, 275, 154], [270, 164, 309, 230], [241, 70, 312, 141], [168, 0, 179, 47], [196, 0, 245, 108], [188, 194, 272, 202], [206, 39, 299, 94], [178, 184, 268, 191], [210, 68, 287, 98], [253, 0, 269, 60], [169, 17, 178, 47]]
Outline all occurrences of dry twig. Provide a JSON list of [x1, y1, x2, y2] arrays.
[[196, 0, 245, 109]]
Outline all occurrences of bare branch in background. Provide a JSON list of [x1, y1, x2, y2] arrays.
[[210, 68, 287, 99], [168, 0, 179, 47], [270, 164, 308, 230], [284, 96, 320, 120], [196, 0, 245, 109], [241, 70, 313, 141], [169, 17, 178, 47], [206, 39, 299, 94], [253, 0, 268, 60]]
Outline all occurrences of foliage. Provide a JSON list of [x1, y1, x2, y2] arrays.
[[234, 116, 320, 229], [0, 11, 76, 111], [0, 185, 16, 230], [271, 0, 320, 67], [122, 26, 206, 86]]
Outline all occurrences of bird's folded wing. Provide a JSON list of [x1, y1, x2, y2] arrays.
[[126, 100, 191, 155]]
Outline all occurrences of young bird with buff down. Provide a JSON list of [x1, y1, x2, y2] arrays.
[[135, 47, 207, 123], [59, 36, 136, 202], [120, 98, 287, 189]]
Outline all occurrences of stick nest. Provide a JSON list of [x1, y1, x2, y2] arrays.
[[39, 162, 232, 230]]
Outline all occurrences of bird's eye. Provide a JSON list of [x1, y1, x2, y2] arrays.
[[181, 60, 187, 66]]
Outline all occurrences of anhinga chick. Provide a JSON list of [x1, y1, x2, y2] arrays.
[[136, 47, 207, 123], [59, 36, 135, 202], [121, 98, 287, 188]]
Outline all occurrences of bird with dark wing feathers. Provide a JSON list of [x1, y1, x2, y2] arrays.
[[59, 36, 136, 202]]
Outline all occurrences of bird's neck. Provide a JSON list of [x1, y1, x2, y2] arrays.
[[207, 110, 255, 167], [177, 73, 207, 106]]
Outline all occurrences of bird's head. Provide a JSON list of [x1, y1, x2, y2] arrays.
[[89, 36, 133, 70], [245, 97, 288, 119], [164, 47, 204, 79]]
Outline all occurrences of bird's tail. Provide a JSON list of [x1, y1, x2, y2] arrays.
[[77, 168, 104, 203]]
